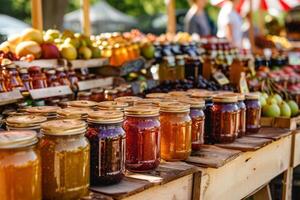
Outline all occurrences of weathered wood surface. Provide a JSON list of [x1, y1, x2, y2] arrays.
[[248, 127, 292, 141]]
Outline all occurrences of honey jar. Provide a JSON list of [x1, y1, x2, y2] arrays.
[[245, 93, 261, 134]]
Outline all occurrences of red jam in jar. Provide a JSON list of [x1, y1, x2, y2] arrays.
[[236, 93, 246, 137], [211, 95, 239, 143], [86, 111, 125, 185], [90, 88, 104, 102], [77, 92, 92, 101], [124, 106, 160, 172], [245, 93, 261, 134]]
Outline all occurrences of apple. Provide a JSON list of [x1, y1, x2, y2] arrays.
[[288, 100, 299, 117], [279, 101, 291, 117], [16, 41, 41, 59], [21, 28, 43, 44], [41, 43, 60, 59], [59, 43, 77, 60]]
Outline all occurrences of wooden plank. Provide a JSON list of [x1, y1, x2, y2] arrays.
[[31, 0, 43, 30], [292, 130, 300, 167], [29, 85, 72, 99], [82, 0, 91, 35], [282, 168, 293, 200], [166, 0, 176, 35], [199, 135, 292, 200], [260, 117, 274, 127], [215, 136, 272, 151], [253, 185, 272, 200], [248, 127, 292, 141], [14, 59, 58, 68], [186, 145, 241, 168], [192, 171, 202, 200], [0, 90, 23, 106], [70, 58, 109, 69], [77, 77, 113, 91]]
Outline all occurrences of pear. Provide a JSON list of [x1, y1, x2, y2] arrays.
[[263, 102, 281, 117], [60, 43, 77, 60], [78, 46, 92, 59], [288, 100, 299, 117], [279, 101, 291, 117]]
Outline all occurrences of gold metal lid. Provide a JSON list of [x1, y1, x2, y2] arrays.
[[187, 89, 209, 94], [116, 86, 127, 92], [191, 92, 215, 100], [105, 89, 118, 94], [235, 93, 245, 101], [41, 119, 86, 136], [125, 106, 160, 117], [78, 91, 92, 97], [245, 93, 260, 100], [178, 97, 205, 108], [6, 115, 47, 128], [25, 106, 60, 114], [134, 98, 161, 107], [146, 93, 168, 99], [97, 101, 129, 111], [115, 96, 142, 106], [57, 107, 93, 120], [213, 95, 238, 103], [91, 88, 104, 94], [168, 91, 190, 97], [68, 100, 98, 108], [0, 131, 38, 149], [88, 110, 124, 123], [159, 102, 190, 113]]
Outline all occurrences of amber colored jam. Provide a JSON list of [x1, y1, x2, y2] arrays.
[[190, 108, 205, 151], [211, 101, 239, 144], [237, 100, 246, 137], [204, 99, 213, 144], [245, 99, 261, 134], [86, 122, 125, 185], [160, 111, 192, 161], [90, 89, 104, 102], [0, 146, 41, 200], [124, 115, 160, 172]]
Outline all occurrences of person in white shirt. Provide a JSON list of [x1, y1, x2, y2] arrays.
[[217, 0, 243, 48]]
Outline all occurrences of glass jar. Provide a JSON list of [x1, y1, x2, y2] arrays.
[[236, 93, 246, 137], [77, 91, 92, 101], [124, 106, 160, 172], [68, 100, 98, 109], [5, 115, 47, 137], [56, 67, 71, 86], [6, 64, 23, 89], [28, 66, 47, 89], [39, 120, 90, 200], [179, 98, 205, 151], [86, 111, 125, 185], [0, 72, 8, 92], [211, 95, 239, 143], [90, 88, 104, 102], [116, 86, 127, 97], [105, 89, 118, 101], [245, 93, 261, 134], [175, 55, 185, 80], [146, 93, 168, 99], [115, 96, 142, 106], [19, 68, 33, 92], [46, 70, 60, 87], [57, 107, 93, 121], [25, 106, 61, 120], [0, 131, 41, 200], [159, 102, 192, 161], [97, 101, 129, 111]]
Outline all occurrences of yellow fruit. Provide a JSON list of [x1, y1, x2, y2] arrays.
[[78, 46, 92, 59], [16, 41, 41, 59], [21, 28, 43, 44], [0, 42, 11, 53], [60, 43, 77, 60]]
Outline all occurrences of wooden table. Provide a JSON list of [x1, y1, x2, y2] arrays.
[[191, 128, 293, 200]]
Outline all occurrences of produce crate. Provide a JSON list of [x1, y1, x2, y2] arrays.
[[260, 116, 300, 130]]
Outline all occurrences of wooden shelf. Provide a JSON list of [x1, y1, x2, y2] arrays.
[[0, 90, 23, 106], [70, 58, 109, 69], [77, 77, 114, 91], [14, 59, 59, 68], [29, 85, 73, 100]]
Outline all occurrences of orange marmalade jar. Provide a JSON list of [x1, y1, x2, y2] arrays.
[[115, 96, 142, 106], [211, 95, 239, 143], [159, 102, 192, 161], [124, 106, 160, 172], [0, 131, 41, 200]]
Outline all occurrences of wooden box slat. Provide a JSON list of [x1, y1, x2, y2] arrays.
[[29, 85, 72, 99], [186, 145, 241, 168], [247, 127, 292, 141], [0, 90, 23, 106]]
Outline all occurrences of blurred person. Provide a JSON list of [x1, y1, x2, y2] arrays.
[[184, 0, 217, 36], [217, 0, 243, 48]]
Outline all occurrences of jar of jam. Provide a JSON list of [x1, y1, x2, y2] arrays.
[[124, 106, 160, 172], [77, 91, 92, 101], [105, 89, 118, 101], [97, 101, 129, 111], [175, 55, 185, 80], [245, 93, 261, 134], [0, 131, 41, 200], [56, 67, 71, 86], [0, 72, 8, 92], [236, 93, 246, 137], [28, 66, 47, 89], [25, 106, 61, 120], [179, 98, 205, 151], [90, 88, 104, 102], [68, 100, 98, 109], [116, 86, 127, 97], [46, 70, 60, 87], [211, 95, 239, 143], [39, 120, 90, 199], [6, 64, 23, 89], [146, 93, 168, 99], [5, 115, 47, 137], [159, 102, 192, 161], [115, 96, 142, 106], [19, 68, 33, 92], [86, 111, 125, 185], [57, 107, 93, 121], [66, 69, 79, 91]]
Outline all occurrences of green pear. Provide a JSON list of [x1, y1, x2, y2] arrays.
[[279, 101, 291, 117], [259, 96, 267, 107], [272, 93, 283, 104], [263, 103, 281, 117], [78, 46, 92, 59], [288, 100, 299, 117]]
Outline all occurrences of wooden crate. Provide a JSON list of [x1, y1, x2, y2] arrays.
[[260, 116, 300, 130]]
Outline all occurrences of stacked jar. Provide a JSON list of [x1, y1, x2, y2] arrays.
[[86, 111, 126, 185], [124, 106, 161, 172], [68, 100, 98, 109], [24, 106, 61, 120], [245, 93, 261, 134], [97, 101, 129, 111], [115, 96, 142, 106], [57, 107, 93, 121]]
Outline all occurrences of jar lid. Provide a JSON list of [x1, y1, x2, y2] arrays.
[[78, 91, 92, 97], [125, 106, 160, 117], [115, 96, 142, 105], [134, 99, 161, 107], [213, 95, 238, 103], [19, 68, 28, 74], [91, 88, 104, 94], [0, 131, 38, 149], [68, 100, 98, 108], [57, 107, 93, 119], [191, 92, 215, 100], [88, 110, 124, 123], [97, 101, 129, 111], [178, 97, 205, 108], [187, 89, 209, 94], [6, 115, 47, 128], [168, 91, 190, 97], [146, 93, 168, 99], [116, 86, 127, 92], [245, 93, 260, 100], [160, 102, 190, 113], [46, 70, 56, 75], [41, 119, 86, 136], [235, 93, 245, 101], [25, 106, 60, 114], [105, 89, 118, 94]]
